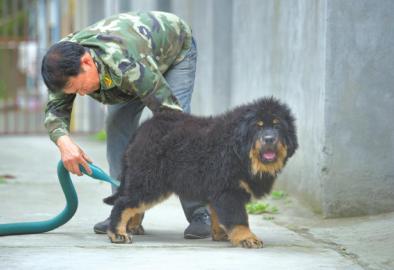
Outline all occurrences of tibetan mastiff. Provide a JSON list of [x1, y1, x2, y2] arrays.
[[104, 97, 298, 248]]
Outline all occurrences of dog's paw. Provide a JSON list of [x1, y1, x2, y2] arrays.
[[237, 236, 264, 249], [229, 226, 264, 248], [107, 231, 132, 244], [127, 225, 145, 235], [212, 231, 229, 242]]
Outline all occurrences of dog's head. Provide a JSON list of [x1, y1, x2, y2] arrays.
[[234, 97, 298, 177]]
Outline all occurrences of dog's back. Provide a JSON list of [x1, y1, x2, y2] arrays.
[[104, 110, 220, 204]]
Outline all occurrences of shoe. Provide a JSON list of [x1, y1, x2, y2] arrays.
[[184, 211, 211, 239], [93, 217, 110, 234]]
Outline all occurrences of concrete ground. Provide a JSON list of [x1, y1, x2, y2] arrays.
[[0, 136, 393, 270]]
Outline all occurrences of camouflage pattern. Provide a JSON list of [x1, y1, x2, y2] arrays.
[[44, 11, 192, 143]]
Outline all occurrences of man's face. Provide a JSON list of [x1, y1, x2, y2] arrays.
[[63, 52, 100, 96]]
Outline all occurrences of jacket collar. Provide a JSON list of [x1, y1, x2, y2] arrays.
[[88, 48, 115, 90]]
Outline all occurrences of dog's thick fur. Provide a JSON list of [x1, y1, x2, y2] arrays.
[[104, 97, 298, 248]]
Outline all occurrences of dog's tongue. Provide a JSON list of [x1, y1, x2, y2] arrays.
[[263, 151, 276, 160]]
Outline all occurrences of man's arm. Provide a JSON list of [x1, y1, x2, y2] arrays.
[[119, 55, 183, 113], [44, 92, 92, 175], [44, 92, 75, 143]]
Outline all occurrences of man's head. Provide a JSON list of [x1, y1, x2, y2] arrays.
[[41, 41, 99, 96]]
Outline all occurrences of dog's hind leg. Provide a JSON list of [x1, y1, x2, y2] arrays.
[[127, 213, 145, 235], [107, 197, 147, 244], [212, 192, 263, 248], [107, 193, 172, 244], [208, 205, 228, 241]]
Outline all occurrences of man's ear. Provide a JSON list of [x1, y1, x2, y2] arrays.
[[80, 52, 93, 68]]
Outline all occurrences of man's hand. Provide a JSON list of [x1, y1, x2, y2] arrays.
[[56, 135, 93, 176]]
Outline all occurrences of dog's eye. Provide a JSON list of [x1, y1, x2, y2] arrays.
[[273, 119, 281, 128], [257, 121, 264, 127]]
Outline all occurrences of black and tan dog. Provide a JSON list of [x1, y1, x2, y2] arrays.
[[104, 97, 298, 248]]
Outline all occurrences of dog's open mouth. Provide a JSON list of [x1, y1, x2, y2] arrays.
[[261, 150, 277, 163]]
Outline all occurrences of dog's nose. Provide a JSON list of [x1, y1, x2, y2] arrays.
[[262, 129, 278, 145], [264, 134, 276, 144]]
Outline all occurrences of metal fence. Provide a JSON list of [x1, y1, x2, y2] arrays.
[[0, 0, 107, 136], [0, 0, 45, 134]]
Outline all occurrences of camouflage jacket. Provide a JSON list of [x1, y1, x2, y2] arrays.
[[44, 11, 192, 143]]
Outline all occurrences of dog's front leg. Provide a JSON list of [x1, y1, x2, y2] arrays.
[[208, 205, 228, 241], [228, 225, 263, 248], [211, 192, 263, 248]]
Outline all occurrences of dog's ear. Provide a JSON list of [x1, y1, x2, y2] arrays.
[[284, 130, 298, 158], [233, 110, 256, 159], [283, 111, 298, 158]]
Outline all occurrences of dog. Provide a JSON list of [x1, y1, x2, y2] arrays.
[[104, 97, 298, 248]]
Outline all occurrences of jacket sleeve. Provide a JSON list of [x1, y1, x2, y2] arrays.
[[119, 55, 183, 113], [44, 91, 76, 143]]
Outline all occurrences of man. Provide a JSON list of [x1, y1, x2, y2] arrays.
[[41, 11, 210, 239]]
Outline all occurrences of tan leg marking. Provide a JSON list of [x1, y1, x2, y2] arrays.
[[108, 207, 141, 244], [239, 180, 256, 199], [127, 213, 145, 235], [228, 225, 263, 248], [209, 205, 228, 241], [108, 193, 171, 244]]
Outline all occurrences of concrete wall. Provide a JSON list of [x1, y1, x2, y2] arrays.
[[323, 0, 394, 216], [72, 0, 394, 217]]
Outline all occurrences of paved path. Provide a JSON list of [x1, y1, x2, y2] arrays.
[[0, 136, 392, 270]]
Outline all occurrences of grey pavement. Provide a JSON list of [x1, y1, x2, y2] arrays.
[[0, 136, 393, 270]]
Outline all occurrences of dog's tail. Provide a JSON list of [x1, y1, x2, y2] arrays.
[[103, 192, 120, 205], [103, 164, 126, 205]]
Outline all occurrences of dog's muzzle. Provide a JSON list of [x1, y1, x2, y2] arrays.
[[260, 129, 279, 163]]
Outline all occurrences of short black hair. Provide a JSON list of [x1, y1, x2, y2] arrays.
[[41, 41, 86, 93]]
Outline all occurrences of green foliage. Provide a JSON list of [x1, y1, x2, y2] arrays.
[[271, 190, 287, 200], [245, 190, 289, 216], [246, 202, 278, 215], [0, 176, 7, 184], [93, 130, 107, 141], [0, 5, 27, 37]]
